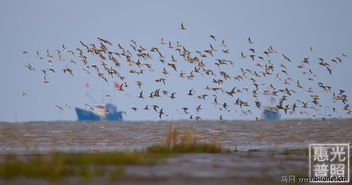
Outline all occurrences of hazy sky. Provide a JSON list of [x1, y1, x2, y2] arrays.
[[1, 0, 351, 122]]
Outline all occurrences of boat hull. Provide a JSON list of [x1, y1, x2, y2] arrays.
[[262, 108, 281, 120], [75, 104, 123, 121]]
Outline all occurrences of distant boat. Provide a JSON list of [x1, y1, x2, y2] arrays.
[[262, 106, 281, 120], [75, 103, 123, 121]]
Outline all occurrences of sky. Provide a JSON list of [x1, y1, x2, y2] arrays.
[[0, 0, 351, 122]]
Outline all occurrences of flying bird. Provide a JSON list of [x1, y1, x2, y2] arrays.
[[180, 22, 186, 30]]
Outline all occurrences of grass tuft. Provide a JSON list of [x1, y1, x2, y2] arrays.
[[146, 123, 229, 154], [0, 152, 159, 180], [283, 149, 294, 155]]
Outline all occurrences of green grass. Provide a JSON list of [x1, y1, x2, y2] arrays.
[[146, 143, 227, 154], [282, 149, 310, 156], [283, 149, 294, 155], [0, 143, 226, 180], [60, 152, 161, 166], [304, 148, 309, 156], [0, 152, 163, 180]]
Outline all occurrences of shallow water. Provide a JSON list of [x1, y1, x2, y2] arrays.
[[0, 119, 351, 154]]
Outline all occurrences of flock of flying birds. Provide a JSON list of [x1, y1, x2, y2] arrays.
[[22, 23, 351, 120]]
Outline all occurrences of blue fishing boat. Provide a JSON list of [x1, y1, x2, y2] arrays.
[[262, 106, 281, 120], [75, 103, 123, 121], [261, 96, 281, 120]]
